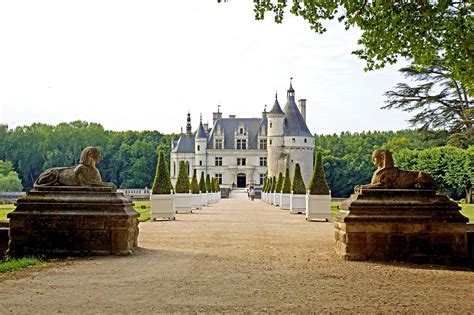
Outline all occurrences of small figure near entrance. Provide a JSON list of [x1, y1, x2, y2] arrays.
[[248, 185, 255, 201]]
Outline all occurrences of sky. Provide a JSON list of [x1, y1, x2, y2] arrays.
[[0, 0, 413, 135]]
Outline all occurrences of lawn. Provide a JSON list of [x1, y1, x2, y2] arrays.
[[0, 257, 42, 273], [1, 200, 473, 223]]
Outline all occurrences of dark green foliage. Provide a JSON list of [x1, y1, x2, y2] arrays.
[[262, 177, 267, 192], [199, 171, 206, 193], [275, 172, 283, 193], [267, 177, 272, 193], [151, 151, 173, 194], [175, 160, 190, 193], [282, 167, 291, 194], [270, 176, 276, 193], [191, 169, 200, 194], [308, 152, 330, 195], [205, 174, 211, 193], [210, 178, 216, 192], [216, 180, 221, 192], [291, 164, 306, 194]]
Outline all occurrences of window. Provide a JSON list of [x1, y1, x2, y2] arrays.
[[215, 139, 223, 149], [304, 138, 307, 143], [269, 139, 272, 145], [215, 157, 222, 166], [259, 157, 267, 166], [259, 174, 265, 185], [269, 121, 272, 128], [197, 145, 200, 151], [259, 139, 267, 150], [236, 139, 247, 150], [199, 160, 202, 166], [215, 173, 223, 184], [185, 161, 190, 175], [239, 128, 243, 134], [237, 158, 246, 166], [173, 162, 176, 176], [292, 138, 296, 143]]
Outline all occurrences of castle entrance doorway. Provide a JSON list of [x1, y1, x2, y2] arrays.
[[236, 173, 246, 188]]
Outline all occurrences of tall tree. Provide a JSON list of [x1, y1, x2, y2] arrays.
[[384, 64, 473, 147], [248, 1, 473, 94]]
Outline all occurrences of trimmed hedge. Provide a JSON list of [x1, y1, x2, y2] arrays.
[[275, 172, 283, 193], [308, 152, 330, 195], [151, 150, 173, 194], [205, 174, 212, 193], [271, 176, 276, 193], [281, 167, 291, 194], [175, 160, 191, 193], [191, 169, 200, 194], [263, 176, 268, 192], [216, 179, 221, 191], [291, 163, 306, 194], [199, 171, 206, 193]]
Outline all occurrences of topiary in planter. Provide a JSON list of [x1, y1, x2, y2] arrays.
[[281, 167, 291, 194], [175, 160, 191, 193], [308, 152, 330, 195], [275, 172, 283, 193], [206, 174, 212, 193], [191, 169, 200, 194], [211, 178, 216, 192], [291, 163, 306, 194], [151, 150, 173, 194], [199, 171, 206, 193], [216, 179, 221, 192], [270, 176, 276, 193], [262, 176, 268, 192]]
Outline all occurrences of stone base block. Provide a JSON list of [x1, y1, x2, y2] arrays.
[[335, 189, 471, 267], [7, 186, 139, 258]]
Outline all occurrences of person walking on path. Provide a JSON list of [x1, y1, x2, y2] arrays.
[[248, 186, 255, 201]]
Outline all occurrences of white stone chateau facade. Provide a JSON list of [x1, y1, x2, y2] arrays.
[[170, 82, 314, 188]]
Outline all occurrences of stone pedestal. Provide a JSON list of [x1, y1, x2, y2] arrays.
[[335, 189, 469, 266], [7, 186, 139, 258]]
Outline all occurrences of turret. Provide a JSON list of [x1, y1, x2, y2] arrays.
[[195, 114, 207, 172], [266, 92, 286, 179]]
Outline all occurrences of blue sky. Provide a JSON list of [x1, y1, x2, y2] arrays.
[[0, 0, 412, 135]]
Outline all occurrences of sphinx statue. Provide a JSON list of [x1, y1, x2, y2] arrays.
[[34, 146, 116, 190], [355, 149, 437, 192]]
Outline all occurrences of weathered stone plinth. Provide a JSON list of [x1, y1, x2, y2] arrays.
[[335, 189, 470, 266], [0, 221, 8, 258], [7, 186, 139, 258]]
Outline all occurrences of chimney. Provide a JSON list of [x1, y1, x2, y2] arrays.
[[203, 123, 209, 132], [213, 112, 222, 125], [298, 99, 306, 122]]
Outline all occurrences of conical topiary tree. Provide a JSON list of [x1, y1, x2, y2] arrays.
[[216, 179, 221, 191], [308, 152, 330, 195], [191, 169, 200, 194], [291, 163, 306, 194], [151, 150, 173, 194], [211, 178, 216, 192], [175, 160, 191, 193], [275, 172, 283, 193], [199, 171, 206, 193], [206, 174, 212, 193], [263, 176, 268, 192], [281, 167, 291, 194], [271, 176, 276, 193]]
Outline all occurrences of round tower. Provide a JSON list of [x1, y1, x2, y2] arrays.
[[195, 114, 207, 175], [266, 92, 286, 179]]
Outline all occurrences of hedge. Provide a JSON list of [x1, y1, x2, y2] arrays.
[[199, 171, 206, 193], [281, 167, 291, 194], [151, 150, 173, 194], [191, 169, 200, 194], [275, 172, 283, 193], [308, 152, 330, 195], [175, 160, 190, 193], [291, 163, 306, 194]]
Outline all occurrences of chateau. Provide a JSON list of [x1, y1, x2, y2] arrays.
[[170, 82, 315, 188]]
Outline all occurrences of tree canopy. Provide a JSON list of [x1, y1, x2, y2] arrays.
[[251, 1, 473, 94]]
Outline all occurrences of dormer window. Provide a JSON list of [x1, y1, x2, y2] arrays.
[[239, 128, 243, 134], [236, 139, 247, 150], [270, 122, 272, 128], [197, 145, 200, 151]]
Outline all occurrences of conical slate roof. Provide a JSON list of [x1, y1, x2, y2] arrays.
[[268, 95, 285, 115], [283, 95, 312, 137], [196, 121, 207, 139]]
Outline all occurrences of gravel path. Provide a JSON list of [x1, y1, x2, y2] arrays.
[[1, 198, 473, 314]]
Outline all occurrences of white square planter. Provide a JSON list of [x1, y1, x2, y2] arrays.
[[262, 192, 266, 202], [192, 193, 202, 210], [150, 194, 175, 220], [306, 194, 331, 222], [280, 193, 290, 210], [174, 192, 193, 213], [290, 193, 306, 214], [201, 192, 208, 207], [274, 193, 281, 206]]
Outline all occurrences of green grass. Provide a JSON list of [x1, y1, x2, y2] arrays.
[[0, 257, 41, 273], [0, 204, 15, 221], [133, 201, 150, 222]]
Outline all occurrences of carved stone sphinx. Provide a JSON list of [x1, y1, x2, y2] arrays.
[[334, 149, 470, 268], [7, 147, 138, 258]]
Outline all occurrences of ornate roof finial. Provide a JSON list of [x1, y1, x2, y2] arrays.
[[200, 113, 202, 122], [275, 91, 278, 99], [218, 104, 220, 113], [264, 104, 267, 112], [287, 77, 295, 97], [186, 111, 192, 135]]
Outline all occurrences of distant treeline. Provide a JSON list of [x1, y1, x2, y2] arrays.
[[0, 122, 471, 201], [0, 121, 177, 189]]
